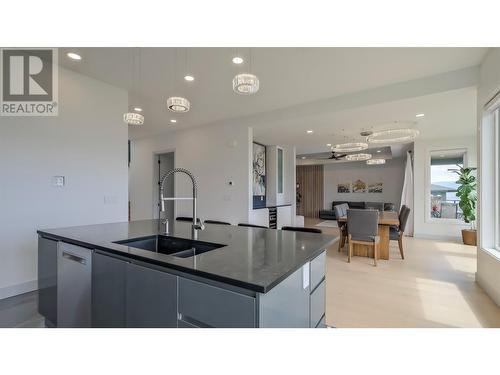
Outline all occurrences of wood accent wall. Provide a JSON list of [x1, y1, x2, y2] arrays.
[[296, 165, 324, 218]]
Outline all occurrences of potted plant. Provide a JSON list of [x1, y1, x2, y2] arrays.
[[454, 165, 477, 246]]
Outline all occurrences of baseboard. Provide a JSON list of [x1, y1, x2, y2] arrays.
[[413, 233, 462, 242], [0, 279, 38, 300]]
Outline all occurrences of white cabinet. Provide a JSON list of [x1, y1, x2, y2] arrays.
[[277, 205, 292, 229], [249, 208, 269, 227]]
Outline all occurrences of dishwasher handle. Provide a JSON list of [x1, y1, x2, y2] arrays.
[[62, 251, 87, 265]]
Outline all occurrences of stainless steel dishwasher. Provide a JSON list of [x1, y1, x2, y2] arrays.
[[57, 242, 92, 327]]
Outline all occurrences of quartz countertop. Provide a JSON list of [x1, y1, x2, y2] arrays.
[[38, 220, 337, 293]]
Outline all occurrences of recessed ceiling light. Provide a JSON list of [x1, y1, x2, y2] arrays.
[[376, 150, 381, 153], [232, 56, 244, 64], [184, 75, 194, 82], [439, 154, 445, 157], [306, 130, 313, 134], [170, 119, 177, 123], [133, 107, 142, 112], [301, 156, 306, 159], [416, 113, 425, 118], [67, 52, 82, 60], [326, 143, 332, 147]]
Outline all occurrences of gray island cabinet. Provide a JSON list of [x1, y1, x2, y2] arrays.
[[37, 220, 334, 328]]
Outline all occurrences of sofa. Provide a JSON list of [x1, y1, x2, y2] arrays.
[[319, 201, 396, 220]]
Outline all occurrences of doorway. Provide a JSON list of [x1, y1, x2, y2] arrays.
[[154, 152, 175, 223]]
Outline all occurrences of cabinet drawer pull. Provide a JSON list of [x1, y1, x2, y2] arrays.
[[62, 252, 86, 265]]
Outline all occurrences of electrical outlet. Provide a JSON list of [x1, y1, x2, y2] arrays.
[[51, 176, 65, 187]]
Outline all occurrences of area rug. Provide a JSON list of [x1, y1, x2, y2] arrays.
[[315, 220, 338, 228]]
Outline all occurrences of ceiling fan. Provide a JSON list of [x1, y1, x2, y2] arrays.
[[318, 151, 347, 160]]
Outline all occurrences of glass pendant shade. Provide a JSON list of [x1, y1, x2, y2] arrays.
[[367, 128, 419, 144], [123, 112, 144, 126], [345, 153, 372, 161], [167, 96, 190, 112], [332, 142, 368, 153], [233, 73, 259, 95]]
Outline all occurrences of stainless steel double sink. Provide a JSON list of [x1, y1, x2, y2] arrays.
[[114, 235, 226, 258]]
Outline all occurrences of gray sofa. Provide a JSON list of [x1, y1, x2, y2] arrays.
[[319, 201, 396, 220]]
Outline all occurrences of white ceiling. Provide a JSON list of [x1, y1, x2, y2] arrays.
[[258, 86, 477, 155], [59, 47, 486, 143]]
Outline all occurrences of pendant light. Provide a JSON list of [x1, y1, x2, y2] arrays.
[[366, 158, 386, 165], [167, 48, 191, 113], [345, 153, 372, 161], [332, 142, 368, 153], [367, 123, 419, 144], [233, 48, 259, 95], [124, 48, 144, 126]]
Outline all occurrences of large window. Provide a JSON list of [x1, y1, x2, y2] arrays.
[[495, 109, 500, 251], [428, 150, 466, 221]]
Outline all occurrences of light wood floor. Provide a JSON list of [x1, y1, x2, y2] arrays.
[[306, 218, 500, 328]]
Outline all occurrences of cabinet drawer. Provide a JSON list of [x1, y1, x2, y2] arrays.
[[179, 278, 256, 328], [310, 279, 325, 328], [310, 251, 326, 291]]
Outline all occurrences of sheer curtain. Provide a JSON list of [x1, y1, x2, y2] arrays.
[[400, 150, 414, 236]]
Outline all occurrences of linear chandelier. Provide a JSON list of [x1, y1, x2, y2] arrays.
[[367, 128, 419, 144]]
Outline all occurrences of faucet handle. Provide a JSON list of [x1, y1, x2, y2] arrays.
[[195, 218, 205, 231]]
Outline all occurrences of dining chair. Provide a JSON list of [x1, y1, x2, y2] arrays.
[[238, 223, 268, 229], [281, 226, 322, 234], [176, 216, 193, 222], [390, 206, 411, 259], [204, 220, 231, 225], [334, 204, 348, 252], [347, 209, 380, 266]]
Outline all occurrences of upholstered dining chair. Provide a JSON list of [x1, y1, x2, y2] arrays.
[[281, 226, 322, 234], [347, 209, 380, 266], [390, 206, 411, 259], [204, 220, 231, 225], [238, 223, 268, 228], [176, 216, 193, 222], [334, 204, 348, 252]]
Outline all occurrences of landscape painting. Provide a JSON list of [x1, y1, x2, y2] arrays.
[[253, 142, 266, 208], [368, 182, 383, 193], [352, 179, 367, 193], [337, 182, 351, 193]]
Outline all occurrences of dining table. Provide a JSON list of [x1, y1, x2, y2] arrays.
[[337, 211, 400, 260]]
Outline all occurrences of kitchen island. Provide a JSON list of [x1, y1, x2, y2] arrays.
[[37, 220, 337, 328]]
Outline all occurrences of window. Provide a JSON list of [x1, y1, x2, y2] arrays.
[[428, 150, 466, 221], [495, 109, 500, 251], [277, 147, 284, 194]]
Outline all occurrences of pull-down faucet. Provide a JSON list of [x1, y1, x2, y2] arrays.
[[160, 168, 204, 239]]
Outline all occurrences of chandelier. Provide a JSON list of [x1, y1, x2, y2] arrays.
[[367, 128, 419, 144], [167, 96, 190, 113], [233, 73, 259, 95], [366, 158, 386, 165], [123, 112, 144, 126], [345, 153, 372, 161], [332, 142, 368, 153]]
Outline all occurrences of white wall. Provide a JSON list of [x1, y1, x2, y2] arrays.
[[476, 48, 500, 306], [0, 67, 129, 299], [129, 124, 252, 225], [413, 136, 477, 240], [323, 158, 405, 209]]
